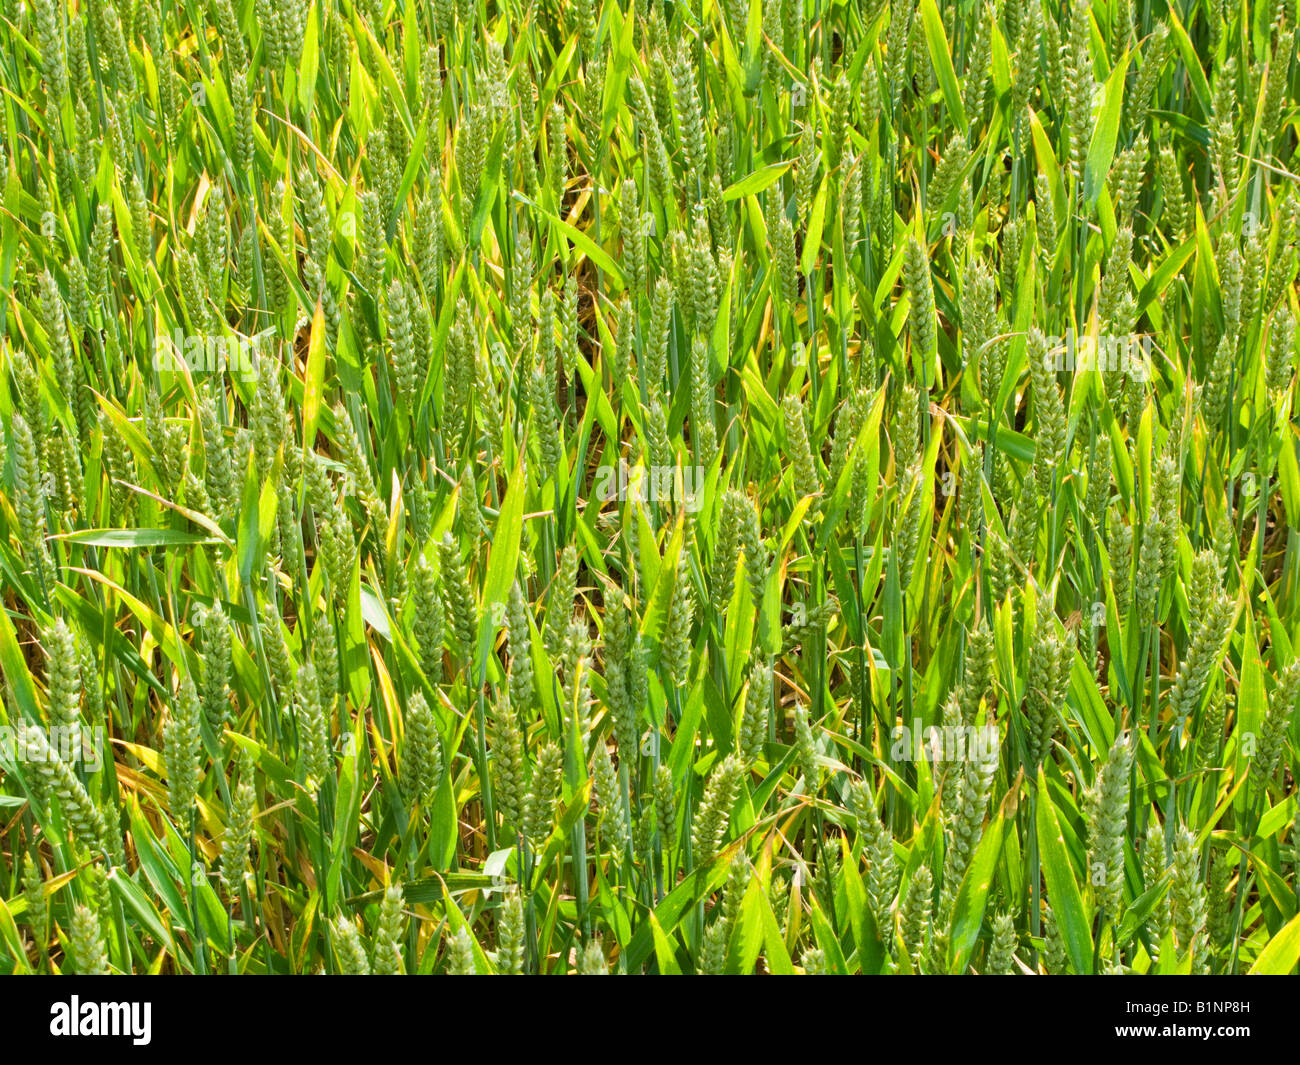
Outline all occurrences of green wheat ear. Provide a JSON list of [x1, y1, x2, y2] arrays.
[[1209, 58, 1240, 201], [1128, 23, 1169, 129], [523, 742, 564, 848], [1206, 847, 1236, 964], [69, 903, 110, 975], [371, 882, 407, 975], [22, 853, 47, 957], [958, 618, 996, 726], [410, 555, 445, 686], [547, 102, 567, 208], [400, 692, 442, 809], [1085, 733, 1133, 921], [100, 4, 136, 94], [31, 0, 67, 105], [591, 729, 629, 856], [220, 747, 257, 891], [1168, 552, 1234, 729], [439, 533, 479, 666], [795, 117, 819, 227], [737, 494, 768, 615], [882, 0, 912, 114], [495, 889, 526, 974], [963, 262, 1000, 407], [198, 602, 232, 732], [964, 10, 991, 118], [578, 937, 608, 975], [671, 46, 707, 179], [1112, 136, 1147, 224], [603, 596, 640, 763], [737, 657, 771, 768], [791, 702, 818, 788], [1262, 28, 1296, 151], [928, 133, 969, 212], [1084, 438, 1112, 543], [985, 913, 1018, 974], [1064, 0, 1095, 184], [489, 691, 526, 835], [782, 395, 820, 501], [700, 854, 749, 974], [446, 925, 477, 975], [1042, 903, 1070, 973], [712, 496, 754, 611], [1171, 826, 1209, 972], [164, 677, 203, 821], [690, 754, 743, 863], [1255, 659, 1300, 783], [652, 762, 675, 844], [686, 336, 717, 462], [1267, 306, 1296, 401], [944, 742, 997, 909], [43, 617, 81, 729], [772, 213, 799, 311], [1023, 622, 1073, 772], [211, 0, 248, 70], [647, 278, 674, 391], [295, 663, 331, 789], [1027, 329, 1065, 496], [332, 916, 371, 974], [899, 865, 934, 972], [544, 545, 580, 661], [386, 280, 417, 411], [1140, 823, 1171, 944], [662, 571, 694, 685]]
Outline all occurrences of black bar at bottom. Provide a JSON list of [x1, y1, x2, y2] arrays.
[[0, 974, 1287, 1053]]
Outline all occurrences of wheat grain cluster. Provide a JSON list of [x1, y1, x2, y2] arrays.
[[0, 0, 1299, 976]]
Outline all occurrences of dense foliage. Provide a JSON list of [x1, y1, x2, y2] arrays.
[[1, 0, 1299, 975]]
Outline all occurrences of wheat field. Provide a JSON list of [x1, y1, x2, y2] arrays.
[[0, 0, 1299, 975]]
